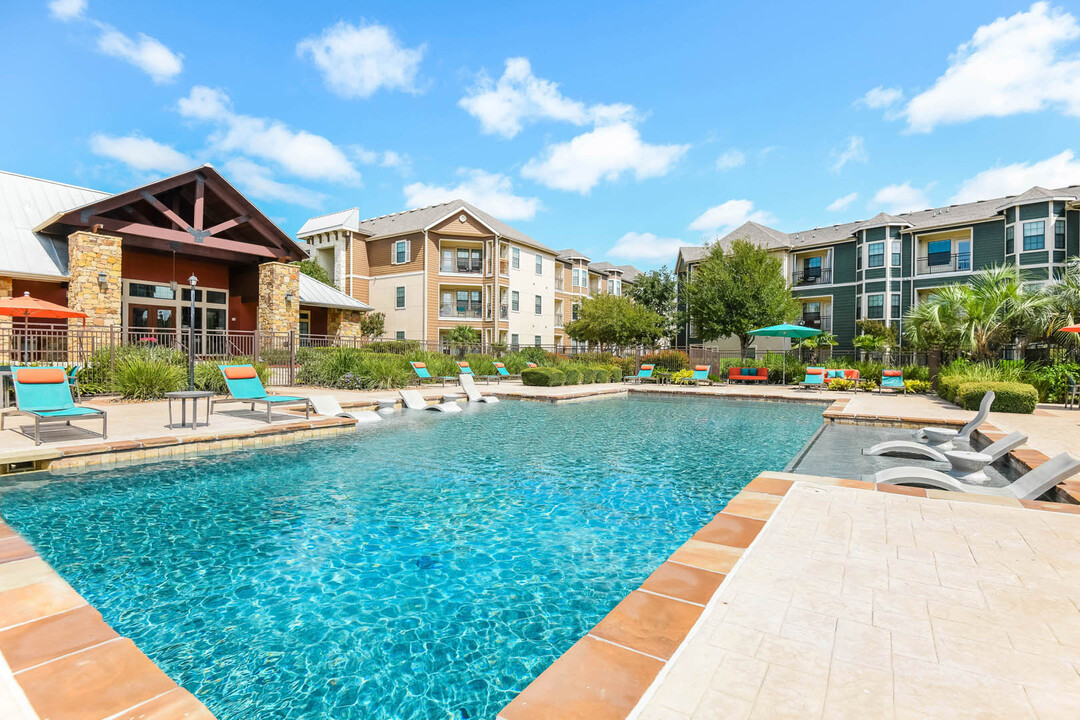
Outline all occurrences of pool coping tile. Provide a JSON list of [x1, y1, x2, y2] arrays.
[[590, 590, 705, 660]]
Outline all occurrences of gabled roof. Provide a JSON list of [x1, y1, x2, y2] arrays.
[[995, 186, 1077, 211], [614, 264, 641, 283], [0, 170, 110, 279], [854, 212, 912, 231], [297, 208, 360, 238], [556, 248, 590, 262], [678, 245, 707, 265], [589, 261, 620, 274], [348, 199, 555, 253], [298, 273, 371, 311], [716, 221, 792, 251]]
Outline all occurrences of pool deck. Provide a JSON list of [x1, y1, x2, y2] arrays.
[[1, 382, 1080, 719]]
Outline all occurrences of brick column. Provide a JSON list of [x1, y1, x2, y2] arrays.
[[67, 231, 122, 329], [327, 308, 366, 340], [257, 262, 300, 335]]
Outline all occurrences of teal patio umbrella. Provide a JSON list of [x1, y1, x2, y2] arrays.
[[747, 323, 822, 385]]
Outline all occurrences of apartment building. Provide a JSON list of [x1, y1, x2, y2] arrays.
[[298, 200, 639, 349], [675, 184, 1080, 351]]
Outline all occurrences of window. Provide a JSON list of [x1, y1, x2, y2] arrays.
[[395, 286, 405, 309], [608, 279, 615, 293], [867, 294, 884, 319], [535, 253, 543, 274], [393, 240, 408, 265], [957, 240, 971, 270], [1056, 219, 1066, 250], [891, 293, 901, 319], [572, 304, 579, 321], [891, 240, 901, 267], [511, 291, 520, 312], [534, 335, 542, 347], [1023, 221, 1045, 251], [444, 247, 481, 273], [535, 294, 542, 314], [129, 283, 175, 300], [512, 247, 520, 269], [926, 239, 952, 267], [511, 333, 519, 349], [804, 256, 822, 279], [396, 331, 405, 341], [1006, 226, 1015, 254], [572, 269, 580, 287], [868, 242, 884, 268]]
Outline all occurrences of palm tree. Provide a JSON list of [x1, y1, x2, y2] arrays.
[[795, 332, 837, 363], [1042, 257, 1080, 351], [904, 264, 1053, 360]]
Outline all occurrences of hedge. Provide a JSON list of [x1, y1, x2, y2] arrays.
[[522, 367, 565, 386], [562, 367, 582, 385], [956, 381, 1038, 414]]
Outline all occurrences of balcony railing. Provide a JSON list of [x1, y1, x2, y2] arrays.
[[801, 314, 832, 332], [916, 253, 972, 275], [554, 313, 564, 328], [439, 303, 483, 319], [440, 260, 482, 274], [555, 278, 564, 291], [499, 304, 508, 319], [499, 258, 509, 275], [791, 267, 832, 286]]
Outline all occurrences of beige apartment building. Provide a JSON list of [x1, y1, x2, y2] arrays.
[[297, 200, 639, 349]]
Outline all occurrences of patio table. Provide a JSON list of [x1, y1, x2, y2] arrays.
[[165, 390, 214, 430]]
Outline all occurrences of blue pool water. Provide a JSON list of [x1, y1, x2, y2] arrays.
[[0, 395, 821, 719]]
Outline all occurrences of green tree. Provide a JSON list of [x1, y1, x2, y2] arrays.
[[904, 265, 1053, 360], [626, 267, 677, 341], [1042, 257, 1080, 348], [292, 259, 332, 286], [796, 332, 837, 363], [685, 239, 800, 356], [444, 325, 481, 357], [359, 311, 385, 340], [565, 294, 665, 349]]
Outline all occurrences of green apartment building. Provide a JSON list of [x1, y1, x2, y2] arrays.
[[675, 185, 1080, 351]]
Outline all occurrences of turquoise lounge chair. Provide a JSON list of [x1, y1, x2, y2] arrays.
[[456, 361, 475, 375], [1, 367, 106, 445], [410, 361, 456, 387], [800, 367, 826, 389], [213, 365, 312, 423], [880, 369, 905, 392], [688, 365, 713, 385], [66, 364, 82, 401], [625, 364, 655, 383], [481, 361, 516, 384]]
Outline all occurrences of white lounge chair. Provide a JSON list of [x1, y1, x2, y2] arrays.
[[459, 374, 499, 404], [309, 395, 382, 424], [916, 391, 995, 449], [867, 452, 1080, 500], [399, 389, 462, 413], [865, 429, 1026, 464]]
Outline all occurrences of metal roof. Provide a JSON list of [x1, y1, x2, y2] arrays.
[[296, 208, 360, 238], [298, 273, 372, 311], [0, 170, 109, 279]]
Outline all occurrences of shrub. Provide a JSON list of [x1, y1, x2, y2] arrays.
[[605, 364, 623, 383], [640, 349, 689, 372], [1024, 363, 1080, 403], [364, 340, 423, 354], [592, 366, 609, 383], [904, 379, 932, 394], [357, 354, 414, 389], [517, 347, 549, 365], [464, 353, 497, 377], [902, 364, 930, 382], [522, 367, 565, 386], [857, 379, 878, 392], [829, 378, 856, 391], [562, 367, 582, 385], [194, 359, 269, 394], [113, 356, 186, 399], [956, 381, 1038, 414], [670, 369, 693, 384], [579, 366, 598, 384]]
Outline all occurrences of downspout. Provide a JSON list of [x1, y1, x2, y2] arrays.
[[492, 234, 500, 349], [422, 230, 428, 347]]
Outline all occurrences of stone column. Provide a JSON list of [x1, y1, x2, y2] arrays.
[[67, 231, 123, 329], [327, 308, 366, 342], [257, 262, 300, 335]]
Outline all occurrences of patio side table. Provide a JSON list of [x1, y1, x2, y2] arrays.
[[165, 391, 214, 430]]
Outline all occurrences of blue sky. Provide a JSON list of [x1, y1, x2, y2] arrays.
[[4, 1, 1080, 269]]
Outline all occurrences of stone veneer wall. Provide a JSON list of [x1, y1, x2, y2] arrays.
[[67, 231, 122, 328], [257, 262, 300, 335], [327, 308, 366, 339]]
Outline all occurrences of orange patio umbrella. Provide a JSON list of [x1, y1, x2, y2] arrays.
[[1061, 324, 1080, 333], [0, 292, 88, 326]]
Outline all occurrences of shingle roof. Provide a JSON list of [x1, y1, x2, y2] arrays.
[[614, 264, 641, 282], [296, 208, 360, 238], [350, 199, 555, 254], [678, 246, 708, 264], [995, 186, 1076, 211], [556, 248, 590, 262], [854, 212, 912, 231], [589, 261, 619, 273], [0, 170, 109, 279], [298, 273, 372, 311], [714, 221, 792, 251]]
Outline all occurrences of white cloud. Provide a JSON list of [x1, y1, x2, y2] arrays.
[[48, 0, 86, 21], [950, 150, 1080, 203], [459, 57, 634, 138], [89, 133, 191, 173], [688, 199, 776, 234], [608, 231, 685, 261], [830, 135, 867, 173], [403, 169, 541, 221], [521, 122, 688, 194], [904, 2, 1080, 132], [827, 192, 859, 212], [96, 25, 182, 83], [222, 158, 327, 210], [351, 145, 410, 172], [296, 21, 424, 99], [872, 182, 931, 214], [716, 149, 746, 171], [177, 86, 358, 183], [857, 86, 903, 109]]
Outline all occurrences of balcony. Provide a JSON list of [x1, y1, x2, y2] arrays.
[[801, 313, 832, 332], [440, 259, 482, 275], [439, 302, 483, 319], [499, 258, 509, 275], [916, 252, 972, 275], [555, 277, 564, 291], [791, 267, 832, 286], [554, 313, 564, 328], [499, 304, 508, 319]]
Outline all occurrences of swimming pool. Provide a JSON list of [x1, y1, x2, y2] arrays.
[[0, 395, 822, 719]]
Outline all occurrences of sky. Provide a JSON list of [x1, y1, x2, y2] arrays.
[[3, 1, 1080, 269]]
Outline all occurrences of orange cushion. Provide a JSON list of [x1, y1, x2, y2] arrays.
[[883, 370, 902, 377], [807, 368, 825, 375], [458, 362, 469, 368], [641, 364, 654, 370], [757, 368, 767, 376], [845, 370, 859, 380], [15, 368, 65, 384], [223, 366, 258, 380], [694, 365, 709, 371], [494, 362, 505, 368], [412, 362, 426, 369]]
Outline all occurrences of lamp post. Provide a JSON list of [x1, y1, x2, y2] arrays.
[[188, 274, 198, 391]]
